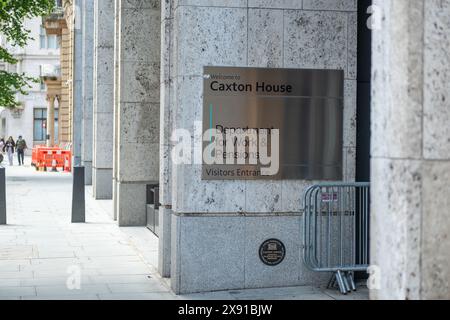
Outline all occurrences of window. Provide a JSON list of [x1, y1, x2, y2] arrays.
[[40, 26, 46, 49], [33, 108, 59, 142], [39, 65, 46, 91], [48, 35, 57, 49], [39, 26, 59, 49]]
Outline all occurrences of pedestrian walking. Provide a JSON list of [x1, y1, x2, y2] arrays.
[[16, 135, 27, 166], [3, 136, 15, 166], [0, 138, 4, 165]]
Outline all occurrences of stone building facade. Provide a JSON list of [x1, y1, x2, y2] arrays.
[[54, 0, 450, 298], [42, 0, 74, 146]]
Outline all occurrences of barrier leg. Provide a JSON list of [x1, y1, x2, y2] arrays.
[[347, 272, 357, 291], [341, 272, 351, 293], [0, 168, 6, 225], [335, 270, 348, 295], [327, 274, 336, 289], [71, 166, 85, 223]]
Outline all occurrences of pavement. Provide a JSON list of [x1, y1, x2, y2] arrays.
[[0, 157, 369, 300]]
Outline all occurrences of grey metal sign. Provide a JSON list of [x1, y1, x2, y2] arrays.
[[202, 66, 344, 180]]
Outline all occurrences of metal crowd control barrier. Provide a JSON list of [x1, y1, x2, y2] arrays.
[[303, 182, 370, 294]]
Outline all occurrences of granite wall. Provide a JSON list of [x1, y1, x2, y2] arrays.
[[371, 0, 450, 300], [93, 0, 115, 200], [81, 0, 94, 185], [113, 0, 161, 226], [161, 0, 358, 294], [72, 0, 83, 167]]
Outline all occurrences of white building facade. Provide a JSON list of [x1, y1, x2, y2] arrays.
[[0, 17, 60, 156]]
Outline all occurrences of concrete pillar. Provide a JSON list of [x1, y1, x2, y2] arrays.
[[113, 0, 160, 226], [92, 0, 114, 200], [72, 0, 83, 166], [158, 0, 174, 278], [81, 0, 94, 185], [371, 0, 450, 300], [113, 0, 120, 221], [46, 94, 56, 147], [165, 1, 357, 294]]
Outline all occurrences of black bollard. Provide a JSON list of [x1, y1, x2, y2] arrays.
[[0, 168, 6, 225], [71, 166, 85, 223]]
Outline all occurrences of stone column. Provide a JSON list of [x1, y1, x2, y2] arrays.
[[113, 0, 160, 226], [92, 0, 114, 200], [81, 0, 94, 185], [165, 0, 357, 294], [113, 0, 120, 221], [46, 94, 56, 147], [371, 0, 450, 300], [72, 0, 83, 166], [158, 0, 173, 278]]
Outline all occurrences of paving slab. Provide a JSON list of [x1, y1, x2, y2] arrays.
[[0, 286, 36, 298]]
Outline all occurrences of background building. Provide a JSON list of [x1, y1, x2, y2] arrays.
[[0, 17, 60, 154], [42, 0, 74, 149]]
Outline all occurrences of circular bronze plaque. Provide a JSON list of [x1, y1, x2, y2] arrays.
[[259, 239, 286, 266]]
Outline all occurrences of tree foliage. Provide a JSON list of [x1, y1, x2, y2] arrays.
[[0, 0, 55, 109]]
